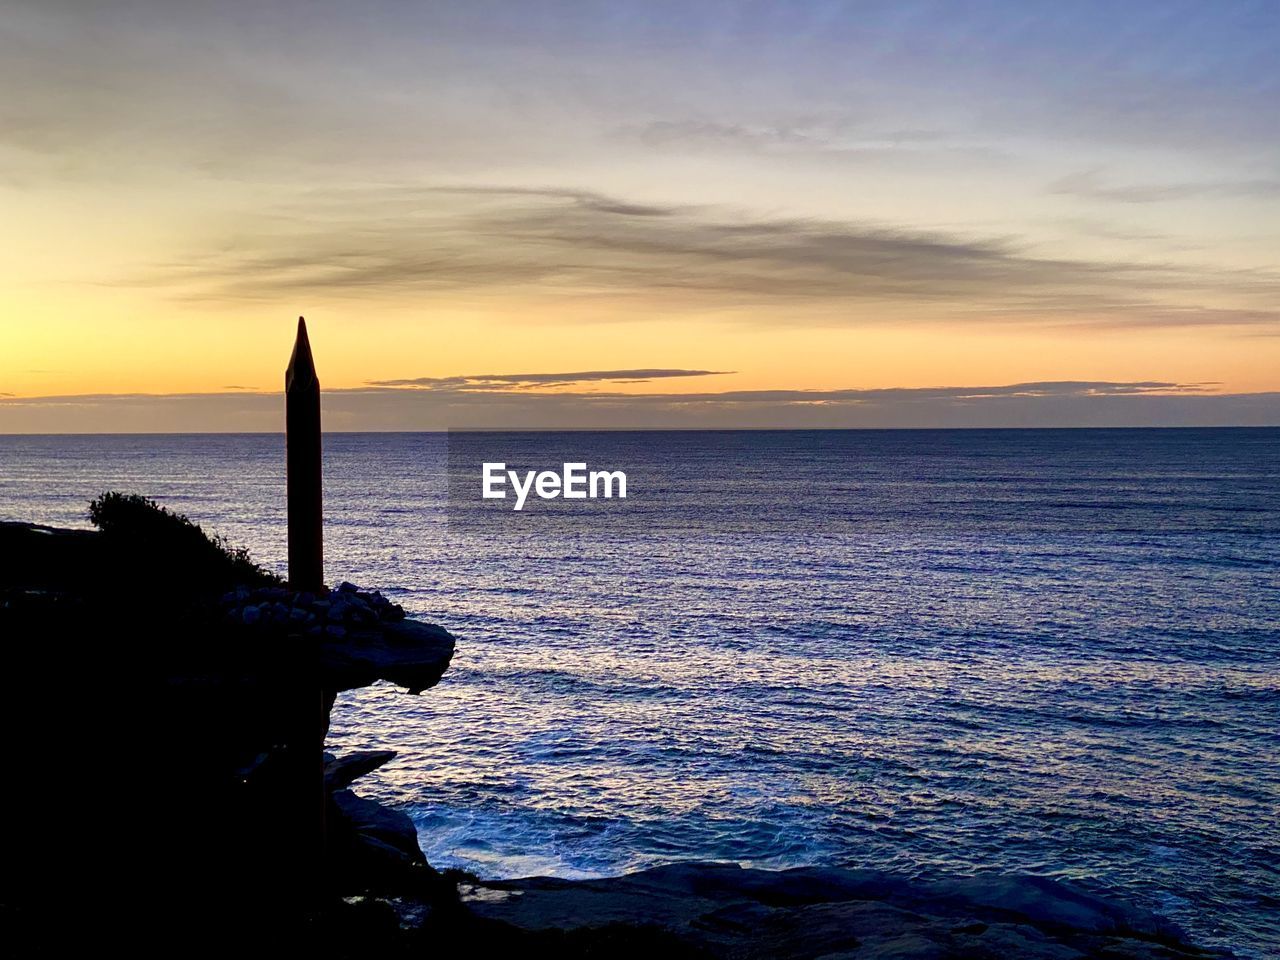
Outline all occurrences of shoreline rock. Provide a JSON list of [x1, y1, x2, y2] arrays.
[[455, 861, 1225, 959]]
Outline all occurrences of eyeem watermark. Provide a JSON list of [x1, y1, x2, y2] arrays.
[[482, 462, 627, 511]]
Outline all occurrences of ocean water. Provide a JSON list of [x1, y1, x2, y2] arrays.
[[1, 429, 1277, 957]]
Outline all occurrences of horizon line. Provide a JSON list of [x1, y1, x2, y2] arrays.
[[3, 424, 1279, 437]]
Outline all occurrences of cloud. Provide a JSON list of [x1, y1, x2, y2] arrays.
[[625, 119, 822, 151], [618, 118, 1006, 168], [596, 381, 1216, 404], [152, 185, 1280, 330], [427, 186, 676, 219], [1049, 169, 1280, 204], [616, 118, 918, 155], [5, 380, 1277, 432], [5, 0, 1278, 192], [368, 369, 731, 390]]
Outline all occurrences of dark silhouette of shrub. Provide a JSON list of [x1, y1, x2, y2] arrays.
[[88, 492, 281, 591]]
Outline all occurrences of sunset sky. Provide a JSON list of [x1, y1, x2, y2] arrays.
[[2, 1, 1278, 430]]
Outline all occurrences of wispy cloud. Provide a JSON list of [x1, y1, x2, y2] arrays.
[[426, 186, 677, 219], [618, 118, 1005, 168], [153, 185, 1280, 330], [593, 381, 1217, 404], [623, 119, 827, 152], [1050, 169, 1280, 204], [368, 369, 731, 390]]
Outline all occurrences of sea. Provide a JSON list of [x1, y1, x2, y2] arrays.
[[1, 429, 1277, 957]]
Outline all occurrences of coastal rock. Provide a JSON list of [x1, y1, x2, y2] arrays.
[[324, 750, 397, 791], [319, 618, 455, 694], [920, 874, 1184, 942], [332, 789, 422, 859], [0, 516, 462, 951], [461, 862, 1221, 959], [215, 580, 452, 693], [331, 788, 428, 887]]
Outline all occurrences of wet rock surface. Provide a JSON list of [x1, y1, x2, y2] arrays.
[[462, 861, 1224, 959]]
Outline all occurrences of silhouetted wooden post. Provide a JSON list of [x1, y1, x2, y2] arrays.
[[285, 316, 329, 896], [286, 316, 323, 592]]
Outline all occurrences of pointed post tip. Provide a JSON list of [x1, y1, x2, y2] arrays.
[[287, 315, 317, 390]]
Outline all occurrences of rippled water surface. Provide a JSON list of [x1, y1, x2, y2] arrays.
[[2, 430, 1277, 957]]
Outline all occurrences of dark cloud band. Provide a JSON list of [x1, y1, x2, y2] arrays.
[[152, 185, 1280, 330], [4, 380, 1275, 432]]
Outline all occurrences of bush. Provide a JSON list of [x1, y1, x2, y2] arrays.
[[88, 492, 281, 590]]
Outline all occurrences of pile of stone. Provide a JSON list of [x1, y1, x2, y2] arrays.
[[220, 580, 406, 637]]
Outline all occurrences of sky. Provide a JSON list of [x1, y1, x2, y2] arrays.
[[1, 0, 1278, 430]]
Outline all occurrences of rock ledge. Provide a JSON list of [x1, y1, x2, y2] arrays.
[[459, 861, 1225, 959]]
